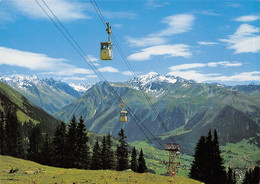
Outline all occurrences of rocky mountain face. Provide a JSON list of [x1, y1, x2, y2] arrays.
[[55, 73, 260, 154], [0, 75, 91, 114]]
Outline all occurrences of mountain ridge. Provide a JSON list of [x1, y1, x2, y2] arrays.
[[0, 75, 92, 114], [0, 81, 60, 135], [55, 74, 260, 155]]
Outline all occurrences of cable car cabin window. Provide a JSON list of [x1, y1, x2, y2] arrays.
[[120, 112, 127, 117]]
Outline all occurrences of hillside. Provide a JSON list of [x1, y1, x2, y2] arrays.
[[0, 155, 203, 184], [55, 73, 260, 155], [0, 81, 60, 134], [131, 139, 260, 180], [0, 75, 91, 114]]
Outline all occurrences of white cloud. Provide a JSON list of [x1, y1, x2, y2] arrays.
[[86, 55, 100, 66], [168, 70, 219, 82], [126, 36, 167, 47], [113, 24, 123, 28], [98, 66, 119, 73], [167, 61, 259, 83], [0, 46, 93, 76], [63, 75, 97, 81], [198, 41, 218, 45], [169, 63, 205, 71], [224, 2, 241, 8], [201, 10, 220, 16], [122, 71, 132, 76], [0, 11, 13, 24], [128, 44, 191, 61], [102, 11, 137, 19], [157, 14, 194, 37], [169, 61, 242, 71], [211, 71, 260, 82], [87, 55, 98, 62], [127, 14, 194, 47], [207, 61, 242, 67], [63, 77, 88, 81], [168, 70, 260, 83], [11, 0, 90, 21], [220, 24, 260, 53], [235, 15, 260, 22], [146, 0, 169, 9]]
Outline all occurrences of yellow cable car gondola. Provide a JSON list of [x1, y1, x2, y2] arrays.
[[100, 22, 113, 60], [120, 102, 127, 122]]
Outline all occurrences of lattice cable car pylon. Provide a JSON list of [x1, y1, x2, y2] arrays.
[[163, 143, 181, 177]]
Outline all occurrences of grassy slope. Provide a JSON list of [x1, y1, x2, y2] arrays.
[[0, 81, 61, 135], [0, 156, 203, 184], [0, 82, 38, 124]]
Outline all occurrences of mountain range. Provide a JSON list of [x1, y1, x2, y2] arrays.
[[0, 75, 91, 114], [53, 72, 260, 154], [1, 73, 260, 155]]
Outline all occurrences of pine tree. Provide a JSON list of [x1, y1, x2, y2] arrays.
[[189, 136, 207, 181], [53, 122, 67, 168], [39, 133, 52, 166], [91, 140, 102, 170], [66, 115, 78, 168], [130, 147, 138, 172], [27, 126, 43, 162], [227, 167, 236, 184], [101, 135, 108, 169], [189, 130, 227, 184], [22, 120, 34, 155], [4, 109, 24, 158], [242, 166, 260, 184], [232, 169, 237, 184], [211, 129, 227, 184], [75, 116, 90, 169], [252, 166, 260, 184], [0, 111, 5, 155], [106, 134, 114, 169], [137, 149, 147, 173], [243, 170, 250, 184], [116, 128, 129, 171]]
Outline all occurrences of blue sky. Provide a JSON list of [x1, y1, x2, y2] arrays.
[[0, 0, 259, 85]]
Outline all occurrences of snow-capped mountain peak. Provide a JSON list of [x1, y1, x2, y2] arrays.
[[129, 72, 177, 85], [0, 74, 41, 89], [69, 83, 92, 93], [0, 74, 92, 114], [127, 72, 177, 97]]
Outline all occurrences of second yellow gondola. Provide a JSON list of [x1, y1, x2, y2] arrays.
[[120, 102, 127, 122]]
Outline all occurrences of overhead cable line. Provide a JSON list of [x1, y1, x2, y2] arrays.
[[90, 0, 175, 143], [34, 0, 165, 149]]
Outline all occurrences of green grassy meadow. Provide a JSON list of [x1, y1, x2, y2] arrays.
[[0, 155, 203, 184]]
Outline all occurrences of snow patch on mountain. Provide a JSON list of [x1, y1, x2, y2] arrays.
[[69, 83, 92, 93], [0, 74, 41, 90], [0, 74, 92, 114], [127, 72, 177, 97], [136, 72, 177, 85]]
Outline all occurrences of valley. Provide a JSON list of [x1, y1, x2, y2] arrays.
[[0, 73, 260, 182]]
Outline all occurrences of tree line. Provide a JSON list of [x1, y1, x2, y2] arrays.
[[189, 129, 260, 184], [1, 108, 259, 182], [0, 110, 147, 173]]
